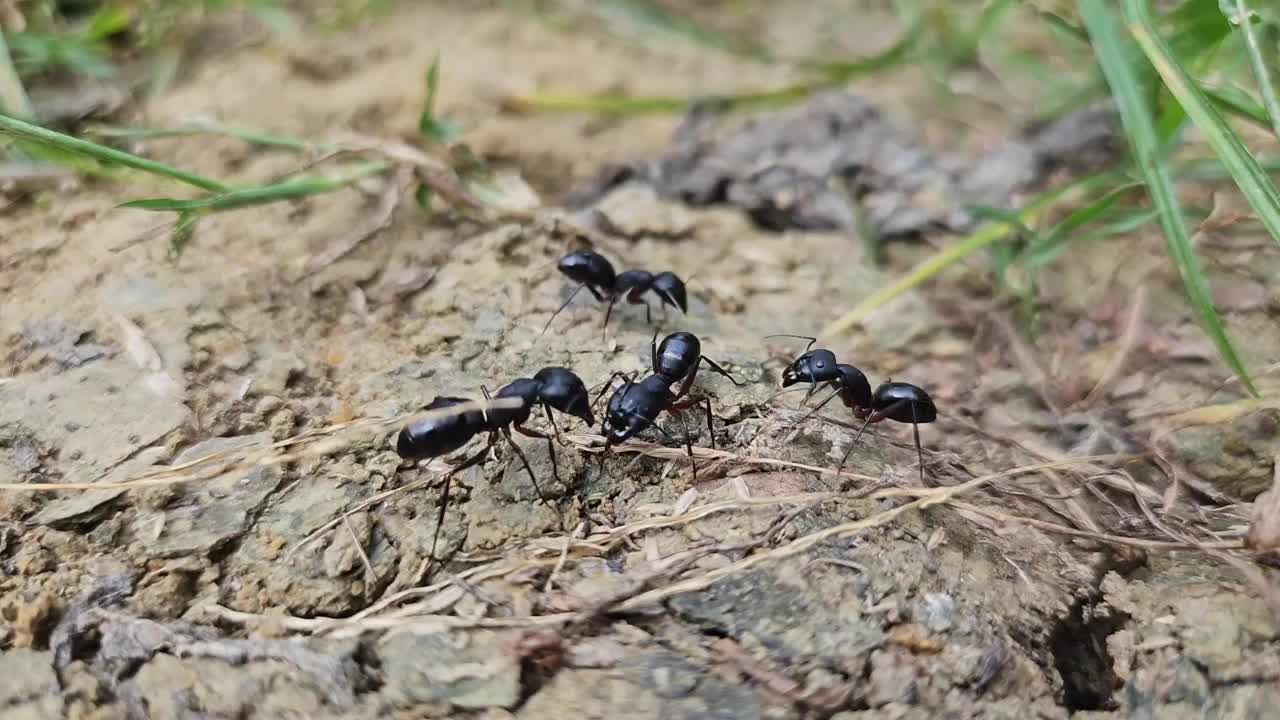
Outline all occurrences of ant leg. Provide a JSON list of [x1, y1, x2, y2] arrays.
[[542, 404, 566, 446], [702, 395, 716, 450], [427, 441, 492, 571], [479, 385, 492, 426], [502, 427, 564, 528], [698, 355, 744, 386], [541, 283, 587, 336], [785, 388, 841, 433], [798, 383, 819, 407], [651, 329, 660, 374], [602, 296, 620, 341], [591, 371, 636, 412], [516, 419, 561, 489], [911, 403, 925, 486], [674, 410, 698, 482], [672, 361, 699, 404], [837, 400, 908, 481], [644, 301, 652, 325]]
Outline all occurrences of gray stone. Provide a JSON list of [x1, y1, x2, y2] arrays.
[[379, 630, 521, 710], [921, 592, 955, 633], [0, 649, 58, 707], [0, 359, 188, 479], [148, 434, 282, 558]]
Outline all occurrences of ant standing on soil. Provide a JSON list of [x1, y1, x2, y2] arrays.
[[598, 331, 744, 482], [768, 335, 937, 485], [396, 367, 595, 564], [542, 250, 690, 337]]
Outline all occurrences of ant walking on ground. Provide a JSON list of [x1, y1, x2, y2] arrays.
[[396, 367, 595, 565], [598, 331, 744, 482], [542, 250, 690, 338], [768, 335, 938, 484]]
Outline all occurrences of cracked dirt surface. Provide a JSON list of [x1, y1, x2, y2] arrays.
[[2, 2, 1279, 719]]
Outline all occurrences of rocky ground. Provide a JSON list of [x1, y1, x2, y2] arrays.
[[1, 2, 1278, 718]]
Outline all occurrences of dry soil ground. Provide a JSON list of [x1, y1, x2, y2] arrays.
[[1, 2, 1279, 719]]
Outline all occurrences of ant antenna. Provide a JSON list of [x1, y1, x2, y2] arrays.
[[762, 334, 818, 352], [540, 283, 587, 337]]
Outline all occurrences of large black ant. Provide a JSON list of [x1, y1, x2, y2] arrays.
[[768, 335, 937, 484], [396, 367, 595, 564], [542, 250, 689, 336], [598, 331, 743, 481]]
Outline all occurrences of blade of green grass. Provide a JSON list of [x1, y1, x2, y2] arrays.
[[0, 33, 33, 119], [820, 170, 1117, 338], [118, 161, 390, 213], [1202, 83, 1273, 129], [795, 19, 923, 80], [1083, 0, 1257, 396], [0, 113, 228, 192], [1126, 0, 1280, 253], [1174, 153, 1280, 180], [502, 18, 922, 118], [419, 54, 461, 144], [1024, 182, 1144, 266], [1225, 0, 1280, 139], [594, 0, 771, 61], [86, 122, 323, 153], [501, 83, 824, 116]]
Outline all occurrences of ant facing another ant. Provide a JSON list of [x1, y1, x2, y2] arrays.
[[768, 335, 937, 484], [543, 250, 690, 337], [599, 331, 744, 482], [396, 367, 595, 563]]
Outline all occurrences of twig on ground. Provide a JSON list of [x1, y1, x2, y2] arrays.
[[948, 501, 1242, 550], [342, 512, 376, 582]]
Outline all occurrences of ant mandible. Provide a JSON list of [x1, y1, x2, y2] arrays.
[[768, 335, 937, 484], [542, 250, 689, 338], [396, 367, 595, 565], [597, 331, 743, 481]]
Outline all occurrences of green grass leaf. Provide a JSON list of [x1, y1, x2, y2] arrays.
[[0, 113, 227, 191], [1082, 0, 1257, 396], [1126, 0, 1280, 254], [419, 55, 462, 144], [1222, 0, 1280, 139], [118, 161, 391, 213], [593, 0, 771, 61]]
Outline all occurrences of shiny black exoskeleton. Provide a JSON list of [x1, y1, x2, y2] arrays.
[[849, 381, 938, 484], [396, 367, 595, 564], [596, 331, 743, 481], [543, 250, 690, 336], [768, 335, 936, 484], [651, 331, 743, 400], [770, 335, 873, 415]]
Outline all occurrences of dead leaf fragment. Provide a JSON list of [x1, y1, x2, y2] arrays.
[[887, 623, 944, 654]]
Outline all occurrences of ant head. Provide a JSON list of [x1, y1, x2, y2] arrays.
[[558, 250, 616, 289], [651, 272, 688, 314], [533, 367, 595, 426], [780, 349, 839, 387], [601, 382, 637, 443]]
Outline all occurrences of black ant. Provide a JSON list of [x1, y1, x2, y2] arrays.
[[850, 382, 938, 485], [542, 250, 689, 337], [396, 367, 595, 565], [597, 331, 743, 481], [768, 335, 937, 484]]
